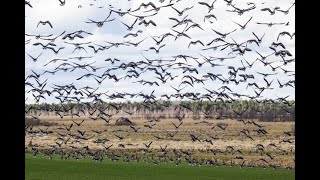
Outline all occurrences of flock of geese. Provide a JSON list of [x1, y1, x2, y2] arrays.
[[25, 0, 295, 169]]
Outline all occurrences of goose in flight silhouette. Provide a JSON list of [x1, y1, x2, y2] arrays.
[[37, 21, 53, 28], [264, 78, 274, 87], [72, 119, 85, 126], [224, 0, 234, 6], [275, 50, 293, 57], [271, 42, 286, 49], [143, 44, 166, 54], [120, 18, 138, 31], [123, 30, 143, 38], [257, 71, 277, 78], [143, 141, 153, 149], [151, 33, 175, 45], [126, 38, 147, 47], [138, 20, 157, 27], [43, 58, 68, 66], [58, 0, 65, 6], [26, 52, 43, 62], [62, 33, 84, 41], [63, 123, 73, 132], [171, 6, 194, 16], [185, 23, 204, 32], [143, 3, 174, 13], [276, 2, 295, 15], [105, 58, 120, 64], [102, 144, 113, 150], [233, 16, 252, 30], [25, 39, 31, 44], [41, 31, 66, 42], [204, 14, 218, 23], [252, 32, 265, 43], [172, 121, 183, 129], [255, 50, 275, 60], [212, 123, 228, 130], [128, 11, 158, 20], [261, 7, 280, 15], [33, 42, 56, 49], [198, 0, 217, 13], [47, 47, 65, 54], [25, 1, 32, 8], [170, 85, 187, 93], [227, 4, 256, 15], [256, 22, 286, 27], [172, 26, 191, 41], [130, 126, 140, 133], [188, 40, 205, 48], [25, 33, 53, 39], [211, 28, 237, 38], [85, 16, 116, 27], [169, 14, 189, 26], [277, 31, 295, 41], [131, 2, 157, 12]]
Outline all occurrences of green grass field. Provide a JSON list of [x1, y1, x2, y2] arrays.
[[26, 154, 294, 180]]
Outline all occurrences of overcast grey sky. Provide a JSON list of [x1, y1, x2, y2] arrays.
[[25, 0, 295, 104]]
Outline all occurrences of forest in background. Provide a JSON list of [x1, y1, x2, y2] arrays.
[[25, 100, 295, 122]]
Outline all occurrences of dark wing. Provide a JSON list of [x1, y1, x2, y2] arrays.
[[171, 6, 182, 14], [244, 17, 253, 26], [120, 21, 130, 29], [198, 2, 211, 8], [197, 40, 205, 46], [159, 44, 166, 49], [261, 8, 272, 13], [149, 20, 157, 26], [47, 21, 53, 28]]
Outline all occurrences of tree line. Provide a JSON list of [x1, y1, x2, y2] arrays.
[[25, 100, 295, 122]]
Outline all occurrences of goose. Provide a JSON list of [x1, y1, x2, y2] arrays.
[[198, 0, 218, 13], [37, 21, 53, 28], [233, 17, 252, 30], [120, 18, 138, 31]]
